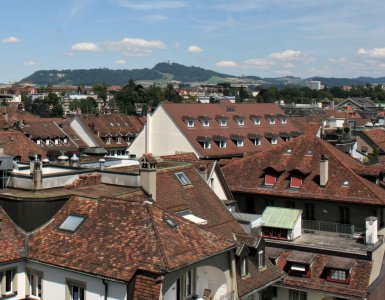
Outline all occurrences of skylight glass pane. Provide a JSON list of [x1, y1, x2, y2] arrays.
[[175, 172, 191, 185], [59, 215, 85, 232]]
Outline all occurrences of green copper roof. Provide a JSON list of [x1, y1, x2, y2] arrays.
[[261, 207, 302, 229]]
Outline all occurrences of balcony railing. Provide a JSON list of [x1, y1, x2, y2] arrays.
[[302, 220, 355, 237]]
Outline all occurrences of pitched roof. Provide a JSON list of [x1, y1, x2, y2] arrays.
[[222, 134, 385, 205], [0, 206, 26, 264], [362, 128, 385, 152], [161, 102, 300, 158], [0, 130, 46, 161], [276, 249, 371, 299], [155, 163, 246, 240], [28, 194, 234, 282]]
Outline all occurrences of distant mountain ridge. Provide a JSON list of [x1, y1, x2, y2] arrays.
[[20, 62, 385, 87]]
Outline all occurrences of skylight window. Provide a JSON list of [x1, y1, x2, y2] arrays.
[[164, 216, 178, 228], [175, 172, 191, 185], [343, 180, 349, 186], [110, 122, 114, 126], [59, 214, 86, 232]]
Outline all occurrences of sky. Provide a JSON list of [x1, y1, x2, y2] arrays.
[[2, 0, 385, 83]]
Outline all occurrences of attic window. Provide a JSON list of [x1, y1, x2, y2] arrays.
[[343, 180, 349, 186], [110, 122, 114, 126], [286, 149, 293, 154], [59, 214, 86, 232], [164, 217, 178, 228], [327, 269, 350, 284], [290, 175, 303, 189], [306, 150, 313, 156], [175, 172, 191, 185], [265, 173, 277, 186]]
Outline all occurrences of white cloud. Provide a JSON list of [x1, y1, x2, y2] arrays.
[[244, 58, 273, 68], [71, 42, 99, 52], [23, 61, 40, 66], [357, 47, 385, 58], [216, 60, 237, 67], [268, 50, 309, 61], [70, 38, 166, 56], [2, 36, 20, 43], [115, 59, 127, 65], [187, 45, 203, 53], [118, 0, 186, 10]]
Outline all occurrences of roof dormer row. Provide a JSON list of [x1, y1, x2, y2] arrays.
[[183, 114, 287, 128]]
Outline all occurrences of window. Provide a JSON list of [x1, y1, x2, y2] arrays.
[[258, 250, 265, 268], [185, 270, 192, 297], [164, 217, 178, 228], [271, 137, 277, 145], [289, 290, 307, 300], [280, 117, 287, 124], [64, 138, 68, 144], [55, 138, 59, 145], [240, 257, 248, 276], [269, 117, 275, 125], [290, 175, 302, 188], [219, 119, 227, 127], [27, 270, 42, 299], [67, 280, 85, 300], [105, 137, 111, 144], [187, 120, 195, 127], [236, 139, 244, 147], [304, 203, 315, 221], [202, 119, 210, 127], [250, 138, 261, 146], [330, 269, 347, 281], [175, 172, 191, 185], [217, 140, 227, 148], [253, 117, 260, 125], [264, 174, 276, 186], [37, 139, 41, 145], [0, 268, 17, 296], [203, 141, 211, 149], [59, 215, 86, 232], [237, 118, 245, 126], [286, 201, 295, 208], [339, 207, 350, 224], [45, 139, 50, 145], [116, 136, 122, 144]]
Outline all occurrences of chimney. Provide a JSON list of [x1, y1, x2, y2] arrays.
[[197, 164, 208, 181], [320, 154, 329, 187], [139, 153, 157, 201], [365, 216, 378, 245]]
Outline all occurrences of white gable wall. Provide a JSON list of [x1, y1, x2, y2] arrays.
[[129, 105, 198, 157]]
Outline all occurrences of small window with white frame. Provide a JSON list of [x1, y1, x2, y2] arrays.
[[201, 118, 210, 127], [0, 267, 17, 297], [258, 250, 265, 268], [280, 116, 287, 124], [27, 269, 43, 299], [289, 290, 307, 300], [116, 136, 122, 144], [240, 257, 248, 276], [268, 117, 276, 125], [186, 119, 195, 128], [66, 279, 85, 300], [175, 172, 191, 185], [236, 139, 244, 147], [271, 137, 277, 145]]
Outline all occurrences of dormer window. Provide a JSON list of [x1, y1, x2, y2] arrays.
[[250, 114, 261, 125], [265, 173, 276, 186], [290, 175, 303, 189], [278, 115, 287, 124], [63, 137, 68, 144], [285, 251, 314, 278], [266, 115, 276, 124], [183, 116, 196, 128], [234, 115, 245, 126], [105, 137, 111, 144], [197, 136, 211, 149], [55, 138, 59, 145], [240, 257, 248, 276], [328, 269, 349, 283], [213, 135, 227, 148], [37, 139, 41, 145], [198, 115, 211, 127], [45, 139, 50, 146], [258, 250, 265, 268], [117, 136, 122, 144], [265, 133, 278, 145], [324, 257, 353, 284], [216, 115, 228, 127], [231, 134, 244, 147], [248, 134, 262, 146]]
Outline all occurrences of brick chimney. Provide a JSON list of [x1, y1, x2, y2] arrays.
[[320, 154, 329, 187], [139, 153, 157, 201]]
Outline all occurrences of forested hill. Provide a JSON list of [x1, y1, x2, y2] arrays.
[[20, 63, 234, 86]]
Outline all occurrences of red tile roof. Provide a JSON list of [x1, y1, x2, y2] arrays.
[[161, 102, 300, 158], [0, 206, 26, 264], [222, 134, 385, 205], [276, 249, 371, 299], [362, 128, 385, 152], [155, 164, 246, 240], [28, 194, 235, 282], [0, 130, 46, 161]]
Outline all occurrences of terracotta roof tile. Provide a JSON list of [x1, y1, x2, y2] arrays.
[[222, 134, 385, 205], [362, 128, 385, 152], [28, 194, 234, 281], [161, 102, 301, 158]]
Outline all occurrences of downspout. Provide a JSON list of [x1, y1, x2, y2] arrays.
[[103, 279, 108, 300]]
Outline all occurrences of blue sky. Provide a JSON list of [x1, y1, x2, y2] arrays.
[[2, 0, 385, 83]]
